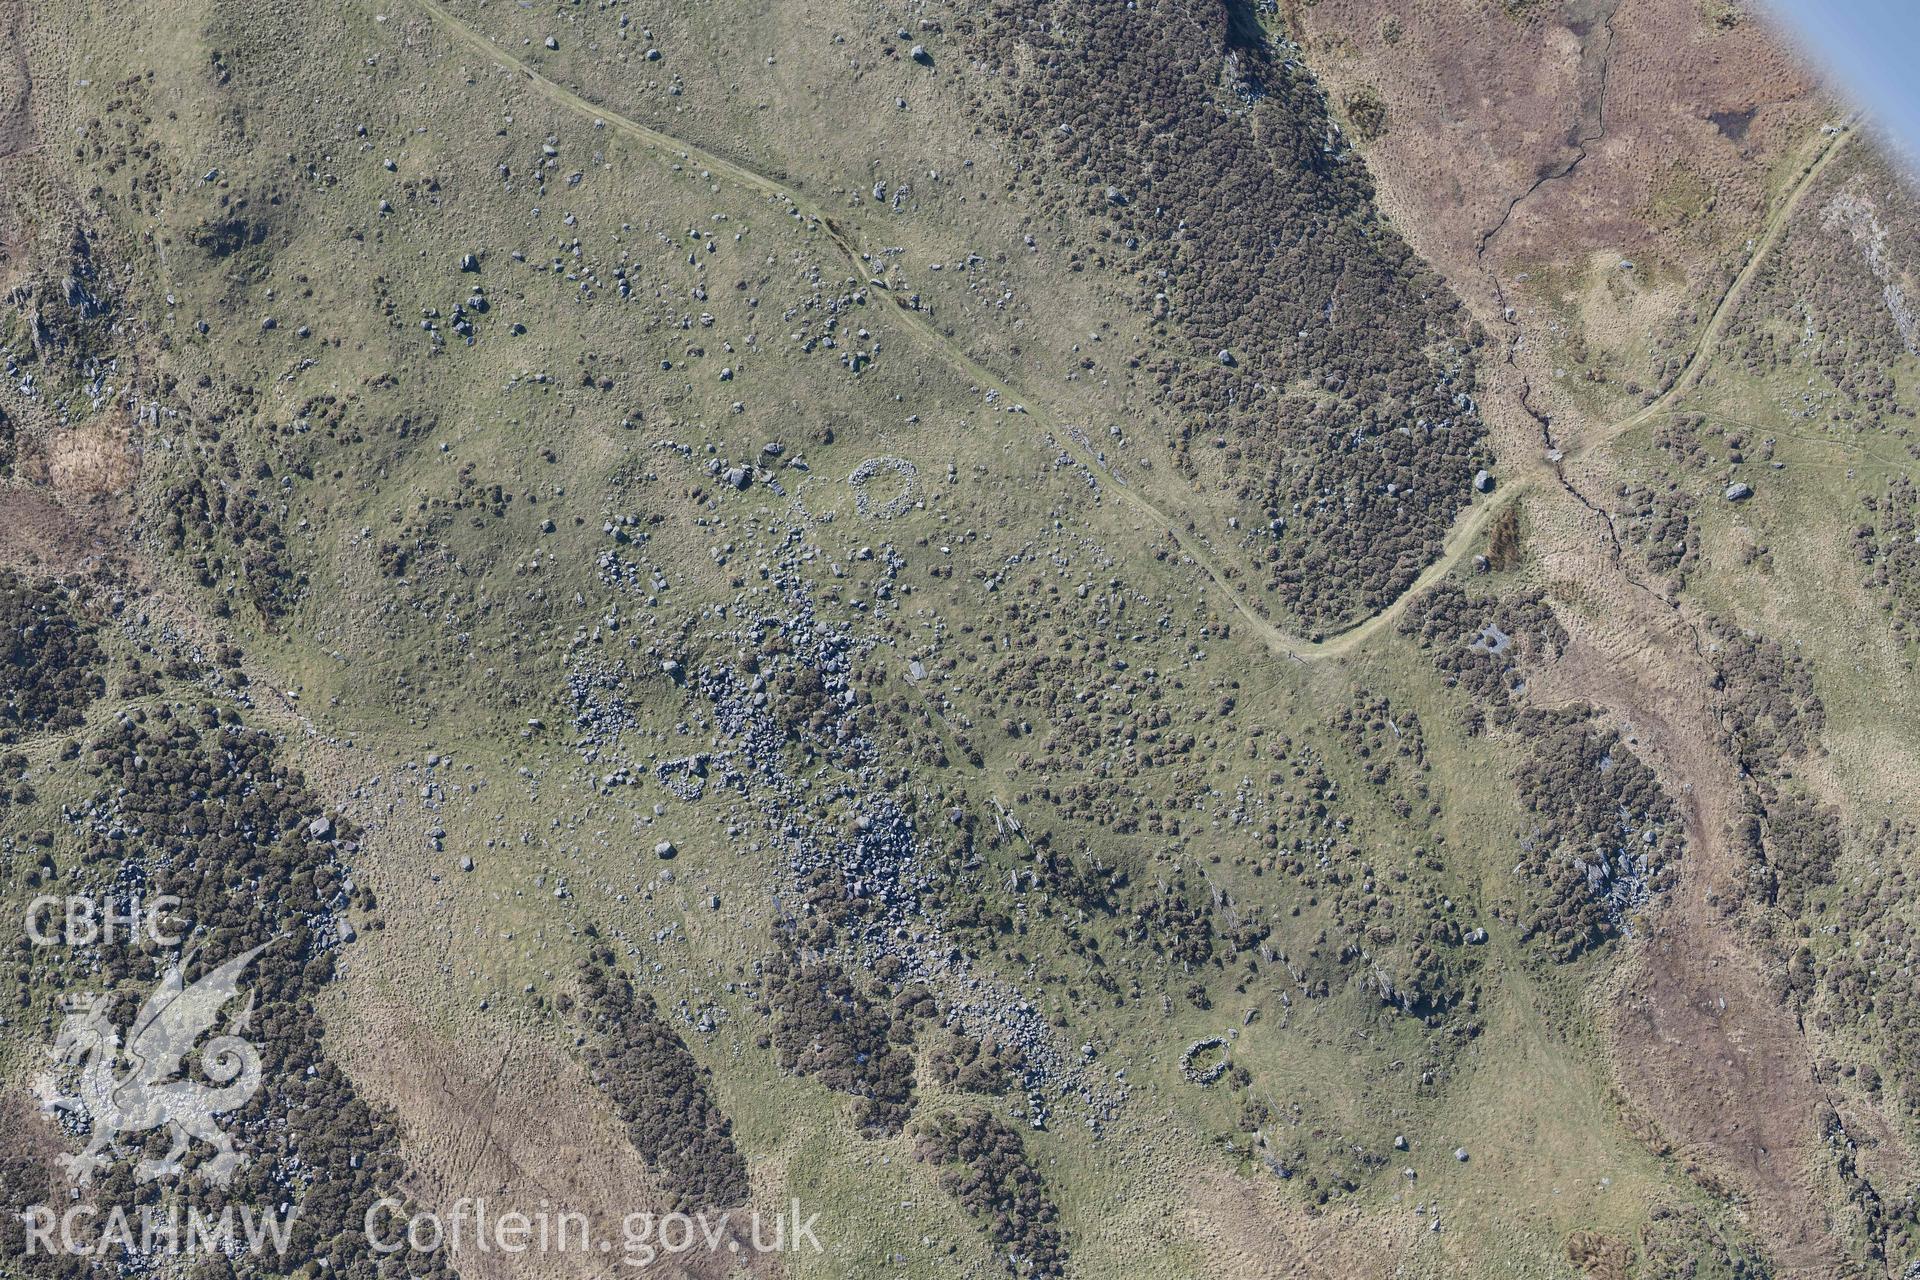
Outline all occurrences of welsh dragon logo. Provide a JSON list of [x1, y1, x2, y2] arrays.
[[35, 944, 269, 1187]]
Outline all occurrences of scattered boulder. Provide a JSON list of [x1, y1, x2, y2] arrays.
[[1473, 469, 1493, 493], [1725, 481, 1753, 502], [654, 840, 677, 859]]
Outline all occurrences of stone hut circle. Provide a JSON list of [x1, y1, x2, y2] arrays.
[[850, 455, 918, 519]]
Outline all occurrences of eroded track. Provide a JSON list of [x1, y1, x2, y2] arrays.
[[401, 0, 1848, 667]]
